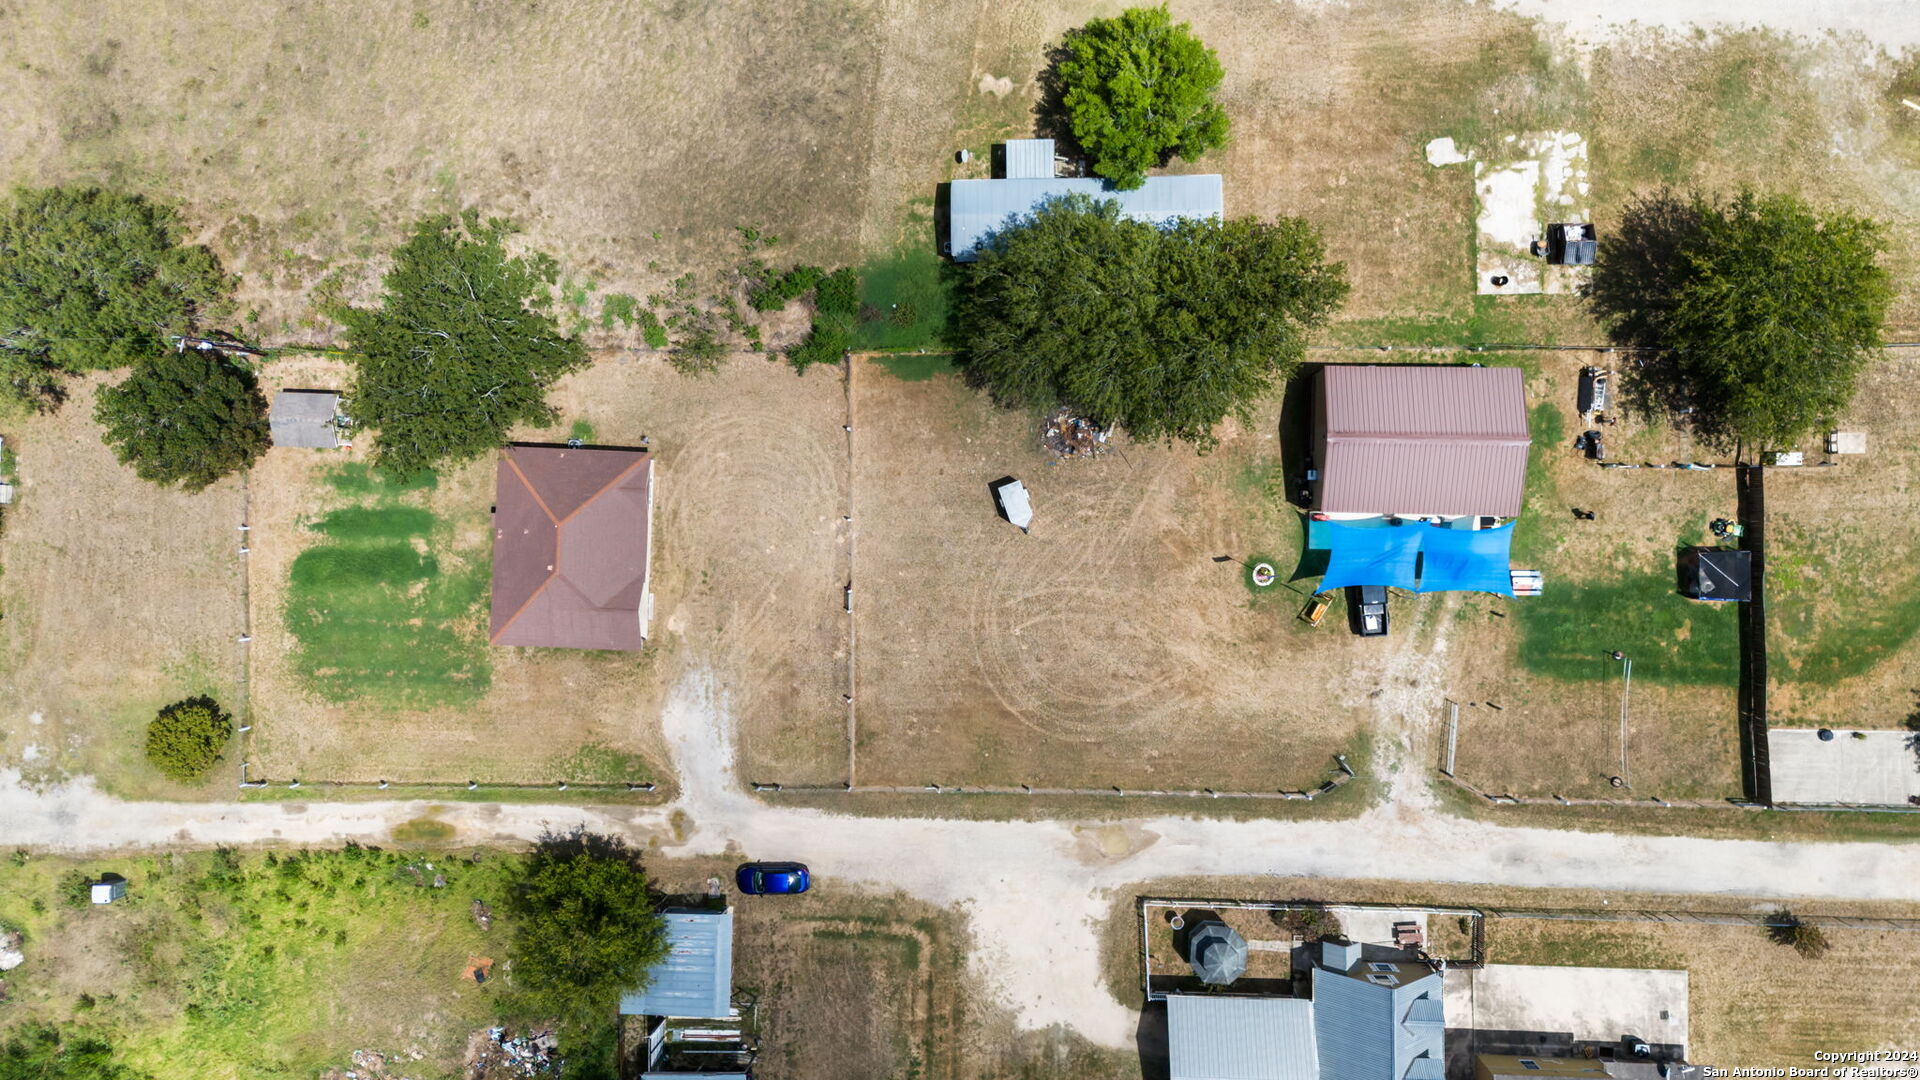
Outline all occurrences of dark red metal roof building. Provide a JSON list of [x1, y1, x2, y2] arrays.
[[490, 445, 654, 650]]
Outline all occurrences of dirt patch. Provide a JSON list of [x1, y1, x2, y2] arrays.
[[848, 360, 1377, 791]]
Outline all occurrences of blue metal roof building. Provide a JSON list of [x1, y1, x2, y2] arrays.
[[620, 909, 734, 1020], [946, 170, 1224, 261]]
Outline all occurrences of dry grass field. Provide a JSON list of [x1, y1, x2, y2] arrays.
[[3, 0, 1920, 802], [0, 376, 247, 799], [848, 359, 1380, 791], [1483, 917, 1920, 1063], [244, 355, 851, 787], [1766, 357, 1920, 730]]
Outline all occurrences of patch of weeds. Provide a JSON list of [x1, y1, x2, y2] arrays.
[[854, 243, 955, 351], [322, 462, 437, 497], [600, 292, 639, 330], [867, 353, 956, 381], [636, 309, 668, 348], [546, 742, 653, 784], [567, 419, 597, 444], [390, 818, 456, 845], [787, 268, 858, 372]]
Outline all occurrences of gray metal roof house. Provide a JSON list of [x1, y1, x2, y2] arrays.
[[1310, 941, 1445, 1080], [269, 390, 341, 449], [621, 909, 734, 1019], [946, 141, 1224, 261], [1164, 940, 1445, 1080]]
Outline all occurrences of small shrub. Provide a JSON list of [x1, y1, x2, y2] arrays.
[[1766, 909, 1831, 959], [746, 263, 826, 312], [667, 317, 728, 375], [144, 695, 233, 782], [637, 309, 668, 349], [787, 268, 860, 373]]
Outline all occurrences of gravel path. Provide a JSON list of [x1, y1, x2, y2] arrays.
[[3, 670, 1917, 1049], [1498, 0, 1920, 50]]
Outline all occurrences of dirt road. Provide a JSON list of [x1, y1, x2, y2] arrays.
[[3, 669, 1917, 1049], [1498, 0, 1920, 48]]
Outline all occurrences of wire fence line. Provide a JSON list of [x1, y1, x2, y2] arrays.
[[752, 769, 1357, 802]]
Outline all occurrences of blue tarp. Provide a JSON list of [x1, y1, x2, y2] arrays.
[[1415, 522, 1515, 596], [1316, 520, 1421, 592], [1312, 519, 1515, 596]]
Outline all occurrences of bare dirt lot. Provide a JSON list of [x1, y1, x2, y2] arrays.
[[0, 375, 247, 798], [848, 360, 1378, 791]]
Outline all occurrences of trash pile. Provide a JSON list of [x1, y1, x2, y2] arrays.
[[335, 1047, 426, 1080], [1042, 408, 1110, 458], [0, 930, 24, 972], [468, 1027, 561, 1079]]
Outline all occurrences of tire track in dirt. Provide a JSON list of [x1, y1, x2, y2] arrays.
[[966, 455, 1195, 739], [660, 395, 849, 781]]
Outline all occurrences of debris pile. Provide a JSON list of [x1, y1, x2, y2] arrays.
[[470, 898, 493, 931], [1042, 408, 1110, 458], [468, 1027, 561, 1079], [0, 930, 24, 972], [335, 1046, 425, 1080]]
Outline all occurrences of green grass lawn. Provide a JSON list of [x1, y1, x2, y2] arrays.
[[283, 465, 490, 709], [1768, 519, 1920, 685], [0, 848, 517, 1080], [1508, 398, 1739, 685], [853, 241, 954, 352]]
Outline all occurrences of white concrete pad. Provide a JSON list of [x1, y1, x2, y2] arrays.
[[1472, 131, 1592, 296], [1446, 963, 1688, 1052], [1769, 729, 1920, 806], [1330, 906, 1427, 947]]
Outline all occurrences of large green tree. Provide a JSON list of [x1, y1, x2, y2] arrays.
[[1050, 5, 1230, 190], [506, 830, 670, 1034], [1588, 189, 1891, 451], [0, 187, 232, 406], [337, 212, 586, 476], [94, 349, 269, 490], [957, 195, 1347, 445]]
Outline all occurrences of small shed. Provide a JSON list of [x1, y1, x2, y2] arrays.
[[1002, 138, 1055, 180], [1827, 431, 1867, 455], [1547, 223, 1597, 266], [90, 879, 127, 904], [1186, 921, 1249, 986], [270, 390, 341, 449], [1682, 547, 1751, 602], [620, 908, 733, 1019], [990, 476, 1032, 533]]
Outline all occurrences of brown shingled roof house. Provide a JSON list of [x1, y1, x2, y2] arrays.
[[490, 445, 654, 651], [1314, 365, 1531, 518]]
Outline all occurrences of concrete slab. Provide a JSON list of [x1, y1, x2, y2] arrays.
[[1445, 963, 1687, 1060], [1329, 907, 1427, 948], [1467, 131, 1592, 297], [1769, 729, 1920, 806]]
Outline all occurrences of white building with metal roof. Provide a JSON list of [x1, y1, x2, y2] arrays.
[[945, 141, 1224, 261]]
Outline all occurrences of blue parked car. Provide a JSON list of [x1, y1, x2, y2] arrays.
[[736, 862, 810, 895]]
